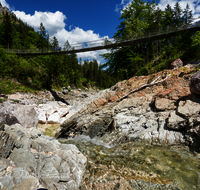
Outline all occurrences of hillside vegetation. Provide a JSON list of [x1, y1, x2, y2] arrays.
[[101, 0, 200, 80], [1, 1, 200, 95], [0, 3, 116, 94]]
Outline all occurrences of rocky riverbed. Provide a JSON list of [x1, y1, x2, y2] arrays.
[[1, 62, 200, 189]]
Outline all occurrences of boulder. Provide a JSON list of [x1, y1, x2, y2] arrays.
[[155, 98, 175, 111], [170, 58, 183, 69], [177, 100, 200, 118], [0, 103, 38, 128], [167, 111, 187, 130], [10, 148, 37, 171], [0, 124, 87, 189], [190, 70, 200, 95], [37, 102, 70, 124]]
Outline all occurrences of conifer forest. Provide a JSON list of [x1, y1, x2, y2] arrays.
[[1, 0, 200, 93]]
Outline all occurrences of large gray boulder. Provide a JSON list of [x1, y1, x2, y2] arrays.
[[0, 103, 38, 128], [0, 124, 87, 189], [190, 70, 200, 95]]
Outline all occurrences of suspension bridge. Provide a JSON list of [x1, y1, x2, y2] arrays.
[[5, 19, 200, 56]]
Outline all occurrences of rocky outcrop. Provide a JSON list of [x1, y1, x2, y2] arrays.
[[0, 124, 87, 190], [56, 67, 200, 151], [0, 5, 9, 15]]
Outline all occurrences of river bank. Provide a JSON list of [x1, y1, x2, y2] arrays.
[[0, 61, 200, 189]]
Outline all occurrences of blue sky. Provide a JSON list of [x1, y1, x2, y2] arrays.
[[1, 0, 200, 62]]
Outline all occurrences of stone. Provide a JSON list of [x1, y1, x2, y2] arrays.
[[4, 124, 31, 149], [177, 100, 200, 118], [62, 89, 69, 95], [12, 177, 39, 190], [190, 70, 200, 95], [0, 174, 15, 190], [29, 128, 42, 139], [59, 162, 70, 181], [167, 111, 187, 130], [10, 148, 37, 171], [0, 131, 15, 158], [38, 111, 46, 124], [31, 136, 60, 152], [0, 104, 38, 128], [43, 156, 61, 172], [40, 162, 60, 188], [170, 58, 183, 69], [0, 122, 5, 131], [155, 98, 175, 111], [47, 112, 60, 124], [65, 180, 79, 190], [0, 165, 6, 177], [12, 168, 33, 185]]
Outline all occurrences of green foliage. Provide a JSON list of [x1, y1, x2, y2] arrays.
[[101, 1, 196, 81]]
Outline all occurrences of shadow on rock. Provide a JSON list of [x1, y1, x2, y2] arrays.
[[49, 89, 70, 105]]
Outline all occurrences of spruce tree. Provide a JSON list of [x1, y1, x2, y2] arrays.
[[2, 12, 13, 49], [37, 22, 47, 51], [183, 3, 193, 27], [51, 36, 59, 50]]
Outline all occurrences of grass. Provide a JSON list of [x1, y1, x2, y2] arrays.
[[0, 77, 38, 94]]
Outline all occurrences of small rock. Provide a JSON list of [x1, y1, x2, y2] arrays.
[[170, 58, 183, 69]]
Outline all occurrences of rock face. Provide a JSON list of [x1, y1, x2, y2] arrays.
[[0, 124, 87, 190], [0, 4, 9, 14], [190, 70, 200, 95], [56, 67, 200, 151]]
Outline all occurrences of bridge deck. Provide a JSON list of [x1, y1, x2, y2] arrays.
[[5, 25, 200, 56]]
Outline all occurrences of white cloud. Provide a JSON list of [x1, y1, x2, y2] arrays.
[[158, 0, 196, 13], [0, 0, 10, 9], [115, 0, 132, 13], [13, 10, 66, 36], [2, 0, 110, 62], [55, 27, 109, 61], [116, 0, 200, 18]]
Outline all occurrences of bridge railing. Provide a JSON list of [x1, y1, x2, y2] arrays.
[[5, 19, 200, 55], [4, 48, 55, 54]]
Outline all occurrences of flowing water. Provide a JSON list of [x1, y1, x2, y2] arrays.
[[59, 136, 200, 190]]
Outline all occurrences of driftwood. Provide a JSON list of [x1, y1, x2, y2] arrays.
[[116, 74, 171, 102]]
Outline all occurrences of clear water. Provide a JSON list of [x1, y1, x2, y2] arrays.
[[60, 137, 200, 189]]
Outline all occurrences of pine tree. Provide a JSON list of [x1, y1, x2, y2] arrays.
[[2, 12, 13, 49], [183, 3, 193, 27], [51, 36, 59, 50], [37, 22, 47, 51], [63, 40, 71, 51], [173, 2, 183, 28]]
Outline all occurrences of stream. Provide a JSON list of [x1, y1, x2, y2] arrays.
[[59, 135, 200, 190]]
